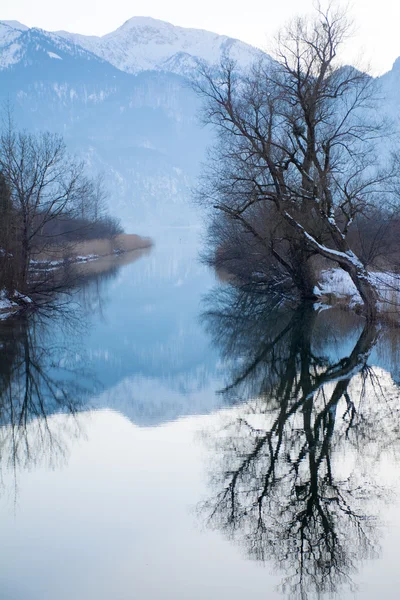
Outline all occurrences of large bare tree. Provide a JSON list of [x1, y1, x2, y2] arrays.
[[195, 4, 399, 320]]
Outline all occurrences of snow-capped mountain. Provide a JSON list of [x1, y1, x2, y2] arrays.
[[0, 21, 27, 68], [55, 16, 263, 76], [0, 17, 264, 76], [1, 16, 400, 231], [0, 19, 213, 230], [0, 18, 264, 229], [0, 21, 119, 72]]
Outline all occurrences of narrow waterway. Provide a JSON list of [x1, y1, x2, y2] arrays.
[[1, 230, 400, 600]]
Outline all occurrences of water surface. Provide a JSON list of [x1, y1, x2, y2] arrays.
[[1, 231, 400, 600]]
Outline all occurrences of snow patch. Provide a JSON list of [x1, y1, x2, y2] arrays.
[[0, 288, 18, 311], [0, 288, 33, 319], [315, 268, 400, 311], [75, 254, 99, 263], [47, 51, 62, 60]]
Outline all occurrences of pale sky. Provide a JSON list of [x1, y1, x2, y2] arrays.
[[2, 0, 400, 75]]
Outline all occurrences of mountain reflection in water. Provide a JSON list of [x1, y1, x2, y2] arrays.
[[2, 239, 400, 599], [0, 235, 221, 490], [0, 249, 149, 479], [200, 286, 400, 599]]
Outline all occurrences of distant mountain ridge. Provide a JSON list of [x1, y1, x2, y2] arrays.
[[0, 16, 264, 76], [0, 18, 214, 230], [0, 21, 113, 71], [0, 17, 400, 231]]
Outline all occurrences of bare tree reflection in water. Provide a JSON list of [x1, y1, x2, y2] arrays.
[[0, 317, 88, 498], [0, 249, 149, 498], [0, 262, 125, 498], [200, 288, 400, 599]]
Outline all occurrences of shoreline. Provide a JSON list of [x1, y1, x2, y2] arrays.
[[0, 234, 153, 321], [31, 233, 152, 270]]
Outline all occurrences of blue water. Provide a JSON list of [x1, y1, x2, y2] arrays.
[[1, 230, 400, 600]]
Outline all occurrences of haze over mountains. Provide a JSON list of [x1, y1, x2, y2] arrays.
[[0, 17, 399, 231], [1, 17, 400, 428]]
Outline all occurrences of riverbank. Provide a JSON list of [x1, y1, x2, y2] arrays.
[[314, 268, 400, 321], [0, 289, 33, 320], [31, 234, 152, 270], [0, 234, 153, 320]]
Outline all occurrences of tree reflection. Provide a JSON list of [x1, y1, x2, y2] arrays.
[[200, 288, 400, 599], [0, 312, 95, 483], [0, 269, 120, 491], [0, 249, 148, 487]]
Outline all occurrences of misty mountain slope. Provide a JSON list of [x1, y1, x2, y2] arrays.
[[62, 232, 223, 427], [0, 23, 114, 71], [1, 20, 28, 31], [2, 18, 400, 231], [0, 22, 211, 230], [378, 58, 400, 125], [55, 16, 264, 76]]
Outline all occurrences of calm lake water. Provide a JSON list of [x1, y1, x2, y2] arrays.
[[1, 230, 400, 600]]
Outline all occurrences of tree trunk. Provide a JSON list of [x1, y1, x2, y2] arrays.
[[290, 241, 317, 300], [343, 263, 379, 322], [20, 218, 30, 291], [282, 212, 379, 321]]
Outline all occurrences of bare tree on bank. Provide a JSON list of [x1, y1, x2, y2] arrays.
[[0, 113, 120, 293], [195, 3, 400, 320], [0, 172, 14, 286], [0, 120, 87, 287]]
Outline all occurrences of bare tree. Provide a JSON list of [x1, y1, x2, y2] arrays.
[[0, 171, 15, 289], [0, 114, 94, 288], [76, 171, 107, 222], [195, 3, 399, 320]]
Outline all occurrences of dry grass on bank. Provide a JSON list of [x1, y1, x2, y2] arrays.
[[74, 246, 151, 277], [70, 234, 152, 258], [36, 234, 152, 262]]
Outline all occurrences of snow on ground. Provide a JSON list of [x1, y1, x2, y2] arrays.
[[0, 289, 32, 320], [0, 253, 102, 320], [30, 254, 100, 272], [75, 254, 99, 263], [13, 291, 33, 304], [315, 269, 360, 305], [315, 268, 400, 312], [0, 289, 17, 311]]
